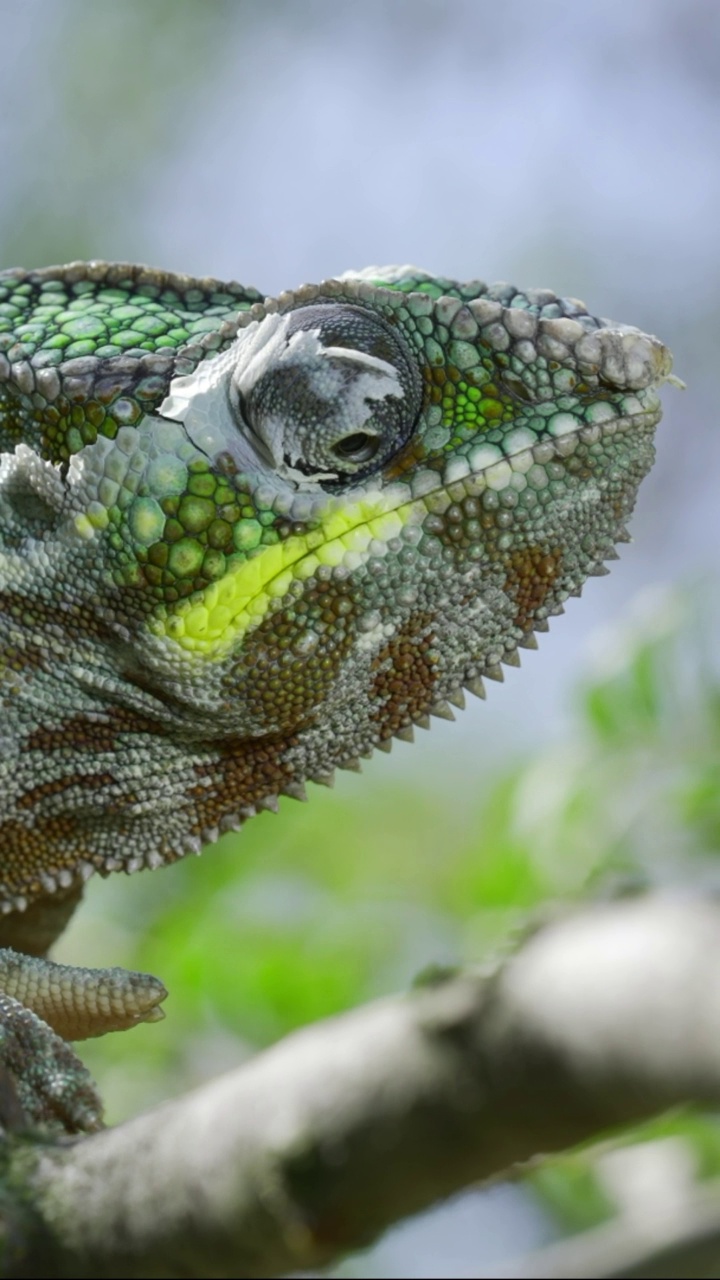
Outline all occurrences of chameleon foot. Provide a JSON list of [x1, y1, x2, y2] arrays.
[[0, 991, 103, 1133], [0, 951, 167, 1133]]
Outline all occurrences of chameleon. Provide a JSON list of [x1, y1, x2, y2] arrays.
[[0, 260, 673, 1129]]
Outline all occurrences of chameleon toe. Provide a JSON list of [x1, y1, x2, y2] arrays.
[[0, 991, 103, 1133]]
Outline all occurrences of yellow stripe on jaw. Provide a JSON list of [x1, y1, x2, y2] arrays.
[[153, 496, 410, 657]]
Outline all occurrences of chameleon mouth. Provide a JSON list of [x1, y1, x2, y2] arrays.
[[152, 405, 661, 659]]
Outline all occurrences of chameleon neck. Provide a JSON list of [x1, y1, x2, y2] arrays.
[[0, 881, 84, 956]]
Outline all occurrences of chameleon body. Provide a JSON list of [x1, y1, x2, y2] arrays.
[[0, 261, 672, 1126]]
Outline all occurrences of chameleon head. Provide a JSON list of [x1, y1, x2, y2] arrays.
[[107, 270, 672, 762], [0, 264, 674, 900]]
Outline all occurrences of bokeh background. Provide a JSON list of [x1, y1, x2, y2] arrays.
[[1, 1, 718, 1274]]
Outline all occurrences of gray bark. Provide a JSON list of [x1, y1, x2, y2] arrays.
[[6, 895, 720, 1278]]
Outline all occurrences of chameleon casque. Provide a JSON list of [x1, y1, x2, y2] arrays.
[[0, 261, 673, 1128]]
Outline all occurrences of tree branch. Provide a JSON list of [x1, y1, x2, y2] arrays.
[[490, 1179, 720, 1279], [10, 895, 720, 1278]]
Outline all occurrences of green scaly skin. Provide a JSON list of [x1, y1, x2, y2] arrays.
[[0, 261, 673, 1129]]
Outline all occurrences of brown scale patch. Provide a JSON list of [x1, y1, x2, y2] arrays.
[[504, 546, 563, 632], [381, 363, 463, 481], [370, 611, 439, 739], [383, 433, 426, 479], [0, 814, 89, 905], [0, 590, 123, 649], [0, 382, 30, 447], [422, 362, 455, 404], [188, 732, 300, 830], [16, 772, 117, 812], [0, 636, 48, 676], [225, 578, 359, 732], [25, 707, 169, 755]]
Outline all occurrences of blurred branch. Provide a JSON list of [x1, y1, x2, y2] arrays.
[[8, 895, 720, 1278], [492, 1179, 720, 1278]]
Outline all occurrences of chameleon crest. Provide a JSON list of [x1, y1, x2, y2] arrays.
[[0, 262, 672, 913]]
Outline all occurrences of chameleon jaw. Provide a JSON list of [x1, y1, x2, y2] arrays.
[[150, 405, 660, 661]]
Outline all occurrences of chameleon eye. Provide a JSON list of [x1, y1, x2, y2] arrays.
[[232, 303, 422, 486], [331, 430, 381, 464]]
